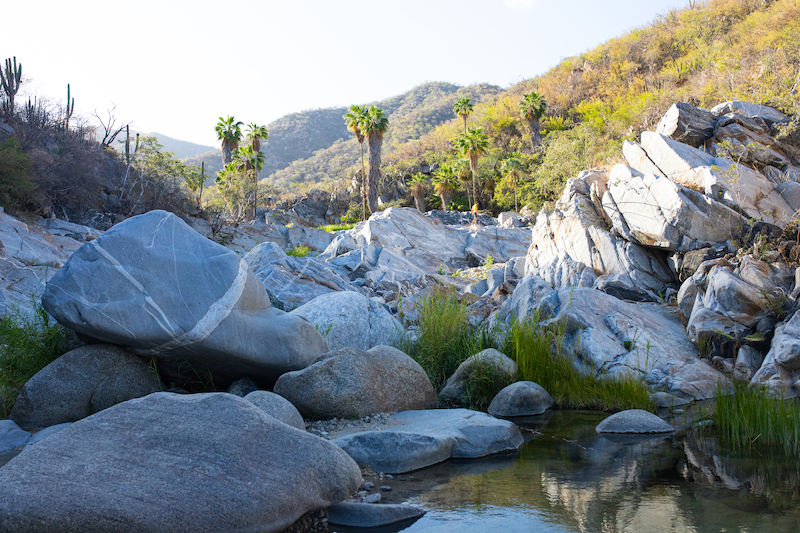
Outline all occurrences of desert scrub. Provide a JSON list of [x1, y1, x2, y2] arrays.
[[0, 303, 77, 417], [286, 244, 311, 257], [503, 314, 653, 411], [318, 222, 356, 232], [714, 380, 800, 455]]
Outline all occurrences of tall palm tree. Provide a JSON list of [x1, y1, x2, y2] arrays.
[[215, 116, 243, 165], [453, 127, 490, 213], [431, 164, 458, 211], [453, 97, 473, 134], [409, 172, 427, 212], [453, 158, 472, 208], [500, 153, 524, 213], [518, 91, 547, 151], [245, 123, 269, 219], [360, 106, 389, 214], [343, 104, 369, 221]]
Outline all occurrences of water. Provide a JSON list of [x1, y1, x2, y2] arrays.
[[348, 409, 800, 533]]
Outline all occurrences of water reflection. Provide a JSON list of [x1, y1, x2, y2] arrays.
[[391, 409, 800, 533]]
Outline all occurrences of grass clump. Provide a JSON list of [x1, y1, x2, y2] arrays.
[[714, 380, 800, 455], [0, 303, 77, 417], [318, 222, 357, 232], [502, 313, 653, 412], [286, 244, 311, 257]]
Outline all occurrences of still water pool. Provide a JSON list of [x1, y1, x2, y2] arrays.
[[344, 409, 800, 533]]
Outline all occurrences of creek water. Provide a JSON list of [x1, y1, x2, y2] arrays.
[[340, 408, 800, 533]]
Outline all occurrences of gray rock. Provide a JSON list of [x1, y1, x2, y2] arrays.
[[290, 291, 403, 351], [274, 346, 436, 419], [243, 390, 305, 430], [596, 409, 674, 433], [734, 346, 764, 381], [24, 422, 72, 448], [655, 102, 716, 147], [488, 381, 554, 417], [226, 377, 258, 397], [0, 420, 30, 452], [649, 392, 691, 409], [0, 392, 361, 533], [332, 409, 524, 474], [327, 502, 426, 528], [751, 310, 800, 398], [41, 210, 328, 386], [9, 344, 162, 428], [242, 241, 288, 273], [710, 100, 788, 125], [439, 349, 518, 405]]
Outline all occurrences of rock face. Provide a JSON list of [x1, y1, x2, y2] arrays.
[[274, 345, 436, 419], [438, 349, 518, 405], [656, 102, 716, 147], [41, 210, 328, 386], [290, 291, 403, 351], [751, 310, 800, 398], [0, 392, 362, 533], [596, 409, 674, 434], [488, 381, 554, 417], [332, 409, 524, 474], [9, 344, 162, 428]]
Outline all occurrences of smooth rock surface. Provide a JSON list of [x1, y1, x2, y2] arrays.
[[9, 344, 161, 428], [24, 422, 72, 448], [243, 390, 305, 430], [596, 409, 674, 433], [274, 346, 436, 419], [327, 502, 426, 528], [332, 409, 524, 474], [488, 381, 554, 417], [0, 420, 30, 452], [439, 349, 518, 405], [0, 392, 361, 533], [751, 310, 800, 398]]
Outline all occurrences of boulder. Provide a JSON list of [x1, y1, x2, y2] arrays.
[[751, 310, 800, 398], [0, 392, 362, 533], [710, 101, 788, 126], [327, 502, 426, 528], [488, 381, 554, 417], [596, 409, 674, 433], [9, 344, 162, 428], [243, 390, 305, 430], [242, 241, 287, 273], [439, 349, 518, 405], [0, 420, 30, 452], [274, 345, 436, 419], [655, 102, 716, 147], [24, 422, 72, 448], [289, 291, 403, 351], [41, 210, 328, 386], [332, 409, 524, 474]]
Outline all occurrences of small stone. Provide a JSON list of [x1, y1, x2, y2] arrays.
[[364, 482, 374, 491], [364, 493, 381, 504], [380, 486, 392, 491], [384, 474, 393, 479]]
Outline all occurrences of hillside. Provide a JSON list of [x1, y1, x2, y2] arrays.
[[130, 131, 216, 160]]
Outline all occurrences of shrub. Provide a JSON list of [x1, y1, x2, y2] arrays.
[[0, 138, 37, 211], [286, 244, 311, 257]]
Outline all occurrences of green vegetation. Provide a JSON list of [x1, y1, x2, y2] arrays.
[[343, 104, 369, 221], [714, 380, 800, 455], [362, 106, 390, 214], [286, 244, 311, 257], [318, 222, 357, 232], [518, 91, 547, 150], [0, 304, 77, 417], [453, 127, 490, 211], [0, 138, 36, 210]]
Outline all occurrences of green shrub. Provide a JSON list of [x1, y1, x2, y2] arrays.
[[0, 303, 77, 417], [0, 138, 37, 211], [464, 358, 516, 411], [318, 222, 356, 232], [286, 244, 311, 257]]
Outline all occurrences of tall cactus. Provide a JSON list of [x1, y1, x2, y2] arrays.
[[1, 57, 22, 117], [64, 83, 75, 131]]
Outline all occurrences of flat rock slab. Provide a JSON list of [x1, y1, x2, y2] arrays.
[[332, 409, 524, 474], [327, 502, 426, 528], [596, 409, 674, 434], [0, 392, 361, 533]]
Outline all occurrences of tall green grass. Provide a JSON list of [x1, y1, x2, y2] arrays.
[[0, 303, 76, 417], [502, 315, 653, 411], [714, 380, 800, 455]]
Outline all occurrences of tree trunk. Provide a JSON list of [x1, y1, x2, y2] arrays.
[[440, 189, 453, 211], [413, 191, 426, 212], [470, 153, 479, 211], [359, 142, 367, 221], [252, 169, 258, 220], [529, 118, 542, 150], [366, 134, 382, 214]]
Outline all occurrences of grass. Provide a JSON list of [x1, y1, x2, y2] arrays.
[[502, 315, 653, 411], [714, 380, 800, 455], [286, 244, 311, 257], [0, 303, 77, 417], [318, 222, 357, 232]]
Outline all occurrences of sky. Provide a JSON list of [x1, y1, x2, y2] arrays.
[[4, 0, 689, 148]]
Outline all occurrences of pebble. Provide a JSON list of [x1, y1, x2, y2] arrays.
[[364, 482, 374, 491], [305, 412, 392, 440], [380, 486, 392, 491], [364, 493, 381, 504]]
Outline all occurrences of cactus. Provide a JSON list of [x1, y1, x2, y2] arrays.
[[1, 57, 22, 117], [64, 84, 75, 131]]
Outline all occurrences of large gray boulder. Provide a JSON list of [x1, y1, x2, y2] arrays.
[[596, 409, 674, 434], [41, 210, 328, 386], [0, 392, 361, 533], [488, 381, 554, 417], [327, 502, 425, 528], [290, 291, 403, 351], [332, 409, 524, 474], [438, 349, 518, 405], [710, 100, 789, 125], [751, 310, 800, 398], [243, 390, 305, 430], [655, 102, 716, 147], [274, 345, 436, 419], [10, 344, 162, 428]]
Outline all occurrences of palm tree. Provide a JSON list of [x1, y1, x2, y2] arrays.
[[245, 123, 269, 219], [215, 116, 243, 165], [343, 104, 369, 221], [231, 145, 265, 220], [453, 127, 490, 213], [431, 164, 458, 211], [500, 153, 524, 213], [360, 106, 389, 214], [453, 158, 472, 208], [453, 97, 473, 134], [409, 172, 427, 212], [518, 91, 547, 150]]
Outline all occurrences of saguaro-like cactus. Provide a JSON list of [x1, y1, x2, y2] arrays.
[[64, 84, 75, 131], [1, 57, 22, 117]]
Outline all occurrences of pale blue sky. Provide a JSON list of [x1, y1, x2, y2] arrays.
[[6, 0, 688, 147]]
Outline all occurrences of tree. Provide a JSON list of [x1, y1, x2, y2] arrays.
[[453, 97, 473, 134], [245, 123, 269, 219], [215, 116, 243, 165], [409, 172, 427, 212], [184, 162, 206, 210], [453, 158, 472, 208], [518, 91, 547, 150], [343, 104, 369, 221], [500, 153, 524, 213], [431, 164, 458, 211], [360, 106, 389, 214], [453, 127, 490, 213]]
